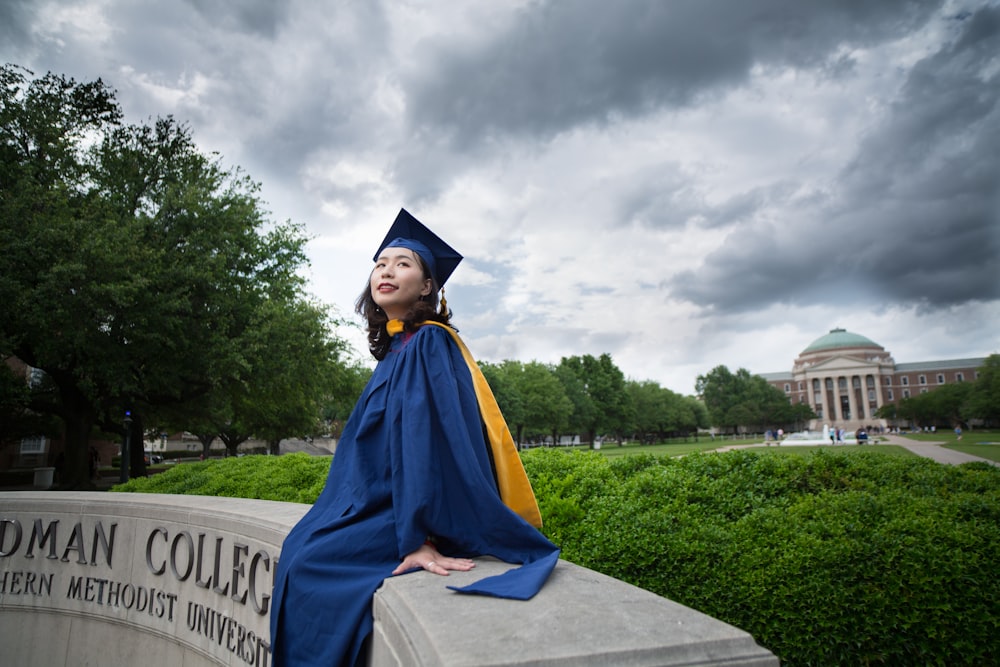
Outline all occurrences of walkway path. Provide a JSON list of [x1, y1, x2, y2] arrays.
[[879, 434, 999, 467]]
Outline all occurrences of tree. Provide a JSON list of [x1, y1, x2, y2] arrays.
[[483, 360, 571, 447], [553, 361, 597, 443], [965, 354, 1000, 426], [783, 401, 817, 432], [625, 380, 702, 442], [696, 365, 810, 433], [481, 361, 526, 445], [896, 382, 973, 429], [321, 361, 372, 439], [214, 300, 355, 457], [926, 382, 973, 428], [0, 65, 323, 487], [0, 360, 61, 451], [626, 380, 668, 443], [687, 395, 712, 434], [557, 354, 631, 445], [520, 361, 573, 446]]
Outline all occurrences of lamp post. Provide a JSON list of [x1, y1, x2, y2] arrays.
[[119, 411, 133, 484]]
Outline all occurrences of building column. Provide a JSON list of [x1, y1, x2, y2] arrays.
[[817, 377, 828, 424], [827, 377, 838, 423], [808, 377, 821, 426], [846, 376, 859, 423], [873, 375, 884, 411]]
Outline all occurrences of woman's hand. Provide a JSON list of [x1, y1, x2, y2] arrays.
[[392, 542, 476, 577]]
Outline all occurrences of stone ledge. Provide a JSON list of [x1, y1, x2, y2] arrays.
[[0, 492, 777, 666], [373, 557, 777, 667]]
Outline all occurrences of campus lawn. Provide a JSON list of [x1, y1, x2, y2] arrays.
[[733, 444, 919, 458], [945, 443, 1000, 462], [585, 440, 720, 457], [560, 439, 920, 459]]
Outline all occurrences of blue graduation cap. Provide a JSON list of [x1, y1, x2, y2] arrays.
[[374, 208, 463, 287]]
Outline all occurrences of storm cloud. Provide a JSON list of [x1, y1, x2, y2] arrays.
[[4, 0, 997, 392]]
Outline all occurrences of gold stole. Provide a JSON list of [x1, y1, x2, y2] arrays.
[[388, 319, 543, 528]]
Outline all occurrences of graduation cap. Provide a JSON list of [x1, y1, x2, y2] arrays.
[[374, 208, 463, 287]]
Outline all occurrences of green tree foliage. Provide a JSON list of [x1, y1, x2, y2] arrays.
[[320, 360, 373, 438], [519, 361, 574, 445], [0, 65, 342, 486], [877, 355, 999, 428], [481, 360, 526, 441], [553, 360, 597, 439], [696, 364, 814, 433], [626, 380, 706, 442], [194, 299, 355, 457], [0, 361, 61, 449], [897, 382, 973, 428], [482, 360, 572, 447], [557, 354, 633, 443], [966, 353, 1000, 425]]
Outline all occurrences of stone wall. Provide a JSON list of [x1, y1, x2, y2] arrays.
[[0, 492, 777, 666]]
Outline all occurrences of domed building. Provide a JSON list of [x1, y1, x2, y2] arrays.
[[760, 328, 986, 431]]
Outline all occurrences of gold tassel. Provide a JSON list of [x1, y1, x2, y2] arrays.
[[439, 287, 448, 316]]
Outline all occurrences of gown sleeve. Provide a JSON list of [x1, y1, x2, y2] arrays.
[[386, 325, 559, 600]]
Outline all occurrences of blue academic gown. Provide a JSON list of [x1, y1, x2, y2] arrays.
[[270, 324, 560, 667]]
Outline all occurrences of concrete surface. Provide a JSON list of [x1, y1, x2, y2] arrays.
[[373, 557, 777, 667], [878, 434, 999, 466]]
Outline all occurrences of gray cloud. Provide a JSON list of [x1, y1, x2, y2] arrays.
[[668, 5, 1000, 313], [0, 1, 34, 53], [403, 0, 945, 146], [183, 0, 290, 38], [4, 0, 997, 391]]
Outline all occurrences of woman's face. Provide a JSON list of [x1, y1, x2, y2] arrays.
[[371, 247, 432, 320]]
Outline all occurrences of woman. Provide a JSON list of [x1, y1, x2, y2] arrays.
[[270, 209, 560, 667]]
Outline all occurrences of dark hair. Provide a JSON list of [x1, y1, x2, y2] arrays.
[[355, 251, 452, 360]]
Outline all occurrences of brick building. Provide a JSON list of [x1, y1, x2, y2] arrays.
[[759, 328, 985, 432]]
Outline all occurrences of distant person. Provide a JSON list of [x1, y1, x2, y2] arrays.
[[270, 209, 559, 666], [955, 425, 962, 441]]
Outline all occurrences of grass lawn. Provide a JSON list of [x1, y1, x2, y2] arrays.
[[549, 440, 720, 457], [733, 444, 918, 458], [550, 431, 1000, 463], [553, 440, 919, 459], [945, 444, 1000, 462], [593, 441, 721, 457]]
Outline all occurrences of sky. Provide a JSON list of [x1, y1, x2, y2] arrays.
[[4, 0, 999, 394]]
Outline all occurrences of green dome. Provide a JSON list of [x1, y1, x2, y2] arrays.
[[802, 328, 882, 354]]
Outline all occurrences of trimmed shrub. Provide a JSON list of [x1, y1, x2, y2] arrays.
[[521, 448, 1000, 666], [111, 453, 330, 504]]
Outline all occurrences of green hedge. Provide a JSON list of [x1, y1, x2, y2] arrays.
[[111, 453, 330, 503], [113, 448, 1000, 665], [523, 449, 1000, 666]]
